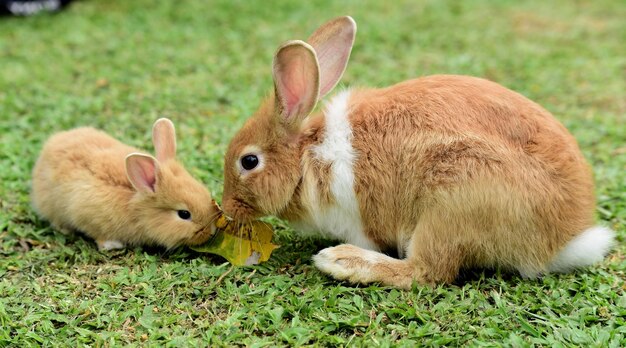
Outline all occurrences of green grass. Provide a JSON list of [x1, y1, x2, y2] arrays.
[[1, 0, 625, 346]]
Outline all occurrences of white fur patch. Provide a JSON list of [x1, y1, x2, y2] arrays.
[[301, 90, 377, 250], [547, 226, 615, 273], [98, 240, 125, 251]]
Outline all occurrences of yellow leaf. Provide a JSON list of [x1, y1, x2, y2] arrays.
[[190, 204, 278, 266]]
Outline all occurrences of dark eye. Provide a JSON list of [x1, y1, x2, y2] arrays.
[[177, 210, 191, 220], [240, 154, 259, 170]]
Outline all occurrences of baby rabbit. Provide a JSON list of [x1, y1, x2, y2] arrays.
[[221, 16, 615, 288], [32, 118, 217, 250]]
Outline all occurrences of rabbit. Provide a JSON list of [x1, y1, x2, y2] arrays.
[[31, 118, 218, 251], [220, 16, 616, 289]]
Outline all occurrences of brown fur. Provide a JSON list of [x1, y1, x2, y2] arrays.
[[222, 94, 306, 220], [32, 121, 217, 250], [222, 17, 602, 288], [344, 76, 595, 281]]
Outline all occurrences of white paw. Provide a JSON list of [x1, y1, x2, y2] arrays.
[[313, 244, 419, 288], [313, 246, 356, 280], [98, 240, 125, 251], [313, 244, 384, 282]]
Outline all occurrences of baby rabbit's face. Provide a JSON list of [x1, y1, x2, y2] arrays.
[[140, 161, 218, 248]]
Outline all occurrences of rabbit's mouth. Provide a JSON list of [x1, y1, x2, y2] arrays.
[[188, 224, 217, 245], [223, 198, 261, 222]]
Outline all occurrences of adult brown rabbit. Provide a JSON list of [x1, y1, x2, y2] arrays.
[[32, 118, 217, 250], [221, 17, 614, 288]]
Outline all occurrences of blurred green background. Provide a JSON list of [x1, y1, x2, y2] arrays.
[[1, 0, 624, 346]]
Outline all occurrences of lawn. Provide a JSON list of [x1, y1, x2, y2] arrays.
[[1, 0, 625, 346]]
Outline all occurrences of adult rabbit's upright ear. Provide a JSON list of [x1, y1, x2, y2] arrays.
[[272, 40, 320, 130], [307, 16, 357, 97]]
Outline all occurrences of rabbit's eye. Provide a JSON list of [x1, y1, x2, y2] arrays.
[[241, 154, 259, 170], [177, 210, 191, 220]]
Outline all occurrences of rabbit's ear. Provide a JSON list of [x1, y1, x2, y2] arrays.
[[272, 40, 320, 129], [126, 153, 159, 193], [152, 118, 177, 162], [307, 16, 356, 97]]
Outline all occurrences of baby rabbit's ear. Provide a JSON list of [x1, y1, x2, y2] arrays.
[[272, 40, 320, 130], [152, 118, 177, 162], [307, 16, 356, 97], [126, 153, 159, 193]]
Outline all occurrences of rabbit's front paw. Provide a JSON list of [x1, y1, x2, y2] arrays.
[[313, 244, 383, 282], [97, 240, 125, 251]]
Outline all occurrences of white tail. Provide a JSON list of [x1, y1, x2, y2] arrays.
[[548, 226, 615, 273]]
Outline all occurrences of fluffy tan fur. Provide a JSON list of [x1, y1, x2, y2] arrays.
[[346, 76, 595, 278], [222, 17, 607, 288], [31, 120, 216, 250]]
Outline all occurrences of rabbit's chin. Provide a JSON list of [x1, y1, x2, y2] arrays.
[[222, 197, 262, 222], [185, 224, 217, 246]]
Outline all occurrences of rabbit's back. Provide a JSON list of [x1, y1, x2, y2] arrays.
[[343, 75, 594, 265], [31, 127, 137, 235], [349, 75, 582, 156]]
